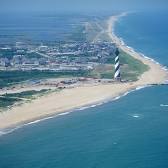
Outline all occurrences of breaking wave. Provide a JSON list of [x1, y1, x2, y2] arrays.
[[0, 84, 151, 137]]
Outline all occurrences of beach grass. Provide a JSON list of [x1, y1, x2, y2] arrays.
[[119, 50, 150, 81], [0, 97, 21, 110], [0, 89, 54, 110], [0, 70, 88, 88], [86, 49, 149, 81]]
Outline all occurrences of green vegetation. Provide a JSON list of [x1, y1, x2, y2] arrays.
[[0, 97, 21, 110], [4, 89, 49, 99], [83, 19, 149, 80], [86, 64, 113, 79], [0, 17, 150, 90], [0, 49, 149, 89], [0, 70, 88, 88], [119, 50, 149, 81], [86, 50, 149, 81], [0, 89, 51, 110]]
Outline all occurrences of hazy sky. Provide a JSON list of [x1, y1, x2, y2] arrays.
[[0, 0, 168, 13]]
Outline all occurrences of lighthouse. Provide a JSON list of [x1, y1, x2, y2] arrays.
[[114, 48, 121, 81]]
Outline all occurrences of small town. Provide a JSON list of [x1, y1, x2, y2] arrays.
[[0, 41, 116, 71]]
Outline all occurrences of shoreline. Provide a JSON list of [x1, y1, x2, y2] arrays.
[[0, 13, 167, 131], [107, 14, 168, 84], [0, 84, 150, 136]]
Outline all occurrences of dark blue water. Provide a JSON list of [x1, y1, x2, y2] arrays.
[[0, 12, 168, 168]]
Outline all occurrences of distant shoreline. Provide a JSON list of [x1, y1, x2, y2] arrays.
[[0, 13, 167, 131], [107, 13, 168, 84]]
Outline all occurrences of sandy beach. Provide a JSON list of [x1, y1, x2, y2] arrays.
[[0, 13, 167, 130]]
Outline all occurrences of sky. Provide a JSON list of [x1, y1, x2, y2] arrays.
[[0, 0, 168, 13]]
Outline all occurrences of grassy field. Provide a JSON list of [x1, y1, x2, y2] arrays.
[[0, 97, 20, 110], [119, 50, 149, 81], [86, 49, 149, 81], [0, 89, 52, 110], [0, 70, 88, 88], [4, 89, 49, 99]]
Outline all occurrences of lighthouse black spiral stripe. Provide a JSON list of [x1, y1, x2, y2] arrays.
[[114, 55, 121, 79]]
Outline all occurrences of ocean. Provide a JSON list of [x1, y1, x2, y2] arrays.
[[0, 13, 88, 43], [115, 10, 168, 66], [0, 11, 168, 168]]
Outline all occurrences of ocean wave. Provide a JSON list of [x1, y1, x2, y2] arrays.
[[165, 80, 168, 84], [0, 126, 22, 137], [125, 40, 167, 74], [0, 131, 6, 136], [160, 104, 168, 107], [113, 96, 121, 101], [112, 85, 149, 102], [58, 112, 70, 116], [118, 36, 168, 74], [0, 85, 151, 137], [122, 91, 130, 96], [77, 103, 103, 111], [25, 118, 51, 126], [125, 45, 136, 52], [133, 47, 167, 73], [21, 112, 72, 127], [129, 113, 143, 119], [132, 114, 140, 118], [77, 106, 90, 111], [119, 37, 125, 46], [162, 66, 168, 71], [0, 112, 72, 137], [136, 86, 148, 91]]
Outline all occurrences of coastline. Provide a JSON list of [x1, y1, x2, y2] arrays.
[[0, 13, 167, 131], [0, 85, 150, 136], [107, 13, 168, 85]]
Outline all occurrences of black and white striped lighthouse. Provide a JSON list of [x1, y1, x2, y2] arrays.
[[114, 48, 121, 81]]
